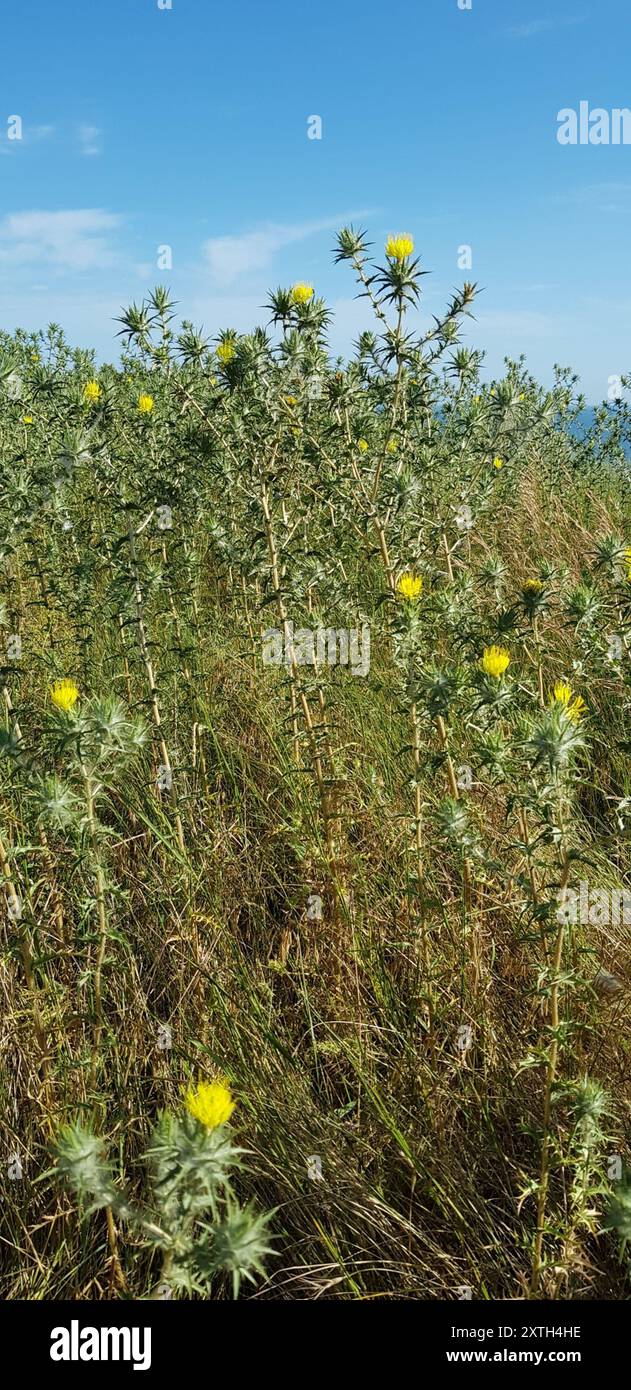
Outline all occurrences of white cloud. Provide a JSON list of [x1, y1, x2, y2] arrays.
[[550, 182, 631, 213], [78, 124, 102, 156], [0, 210, 122, 271], [202, 214, 369, 288], [28, 124, 56, 142], [507, 14, 587, 38], [0, 285, 125, 359], [185, 292, 273, 334], [476, 309, 561, 337], [0, 123, 55, 156]]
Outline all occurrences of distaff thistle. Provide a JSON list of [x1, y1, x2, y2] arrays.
[[52, 1078, 273, 1297]]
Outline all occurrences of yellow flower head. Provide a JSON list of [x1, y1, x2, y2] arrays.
[[31, 352, 40, 363], [357, 438, 369, 453], [22, 415, 34, 425], [552, 680, 572, 706], [50, 679, 79, 713], [481, 645, 510, 679], [397, 572, 423, 602], [138, 393, 154, 414], [216, 342, 236, 365], [291, 283, 314, 305], [184, 1078, 235, 1130], [385, 234, 414, 261], [386, 437, 399, 454], [551, 681, 585, 722], [523, 579, 544, 596], [285, 395, 297, 406], [493, 456, 504, 470], [83, 380, 102, 405]]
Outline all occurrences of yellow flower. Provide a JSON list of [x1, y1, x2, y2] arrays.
[[216, 342, 236, 365], [551, 681, 585, 722], [138, 393, 154, 414], [493, 456, 504, 470], [397, 572, 423, 602], [184, 1078, 235, 1130], [386, 437, 399, 454], [385, 234, 414, 261], [22, 415, 34, 425], [31, 352, 40, 362], [523, 579, 544, 596], [50, 679, 79, 713], [285, 395, 297, 406], [291, 283, 314, 305], [357, 438, 369, 453], [83, 380, 102, 404], [481, 645, 510, 679], [552, 680, 572, 706]]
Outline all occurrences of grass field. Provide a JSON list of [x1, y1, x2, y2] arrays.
[[1, 231, 631, 1300]]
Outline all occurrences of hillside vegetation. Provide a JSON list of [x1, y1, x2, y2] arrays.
[[1, 230, 631, 1300]]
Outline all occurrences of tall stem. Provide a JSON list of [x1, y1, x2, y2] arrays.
[[126, 518, 185, 853], [530, 817, 571, 1295]]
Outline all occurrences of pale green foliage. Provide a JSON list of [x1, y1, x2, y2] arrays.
[[53, 1113, 274, 1298], [0, 234, 629, 1300]]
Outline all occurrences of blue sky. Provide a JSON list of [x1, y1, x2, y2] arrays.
[[0, 0, 629, 398]]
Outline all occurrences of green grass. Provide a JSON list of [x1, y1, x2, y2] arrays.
[[1, 247, 630, 1299]]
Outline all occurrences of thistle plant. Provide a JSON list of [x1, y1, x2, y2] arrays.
[[52, 1079, 274, 1297], [44, 686, 146, 1090], [519, 693, 588, 1294]]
